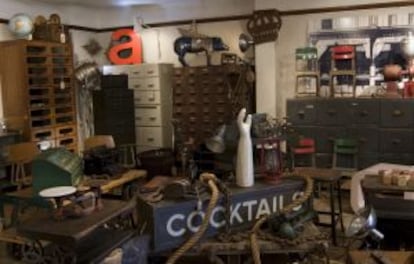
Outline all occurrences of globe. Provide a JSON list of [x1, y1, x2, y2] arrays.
[[8, 13, 34, 39]]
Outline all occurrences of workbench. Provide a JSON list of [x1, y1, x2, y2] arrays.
[[0, 169, 146, 253], [17, 199, 136, 263]]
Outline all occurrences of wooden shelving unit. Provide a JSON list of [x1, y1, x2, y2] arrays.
[[0, 40, 77, 152]]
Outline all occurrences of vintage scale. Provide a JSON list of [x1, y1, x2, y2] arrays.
[[39, 185, 103, 220], [33, 148, 103, 220]]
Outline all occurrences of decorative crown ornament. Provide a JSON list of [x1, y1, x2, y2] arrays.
[[247, 9, 282, 44]]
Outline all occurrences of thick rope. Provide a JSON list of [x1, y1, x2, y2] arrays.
[[250, 174, 314, 264], [166, 173, 219, 264]]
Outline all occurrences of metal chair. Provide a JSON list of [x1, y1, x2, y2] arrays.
[[332, 138, 358, 191], [332, 138, 358, 176], [291, 137, 316, 168], [330, 45, 356, 97]]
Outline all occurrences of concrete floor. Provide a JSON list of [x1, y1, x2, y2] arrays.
[[0, 191, 355, 264]]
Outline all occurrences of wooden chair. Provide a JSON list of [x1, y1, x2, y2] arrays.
[[84, 135, 116, 151], [7, 142, 40, 189], [84, 135, 136, 168]]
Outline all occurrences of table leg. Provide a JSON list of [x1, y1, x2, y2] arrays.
[[329, 183, 337, 246], [337, 180, 344, 232]]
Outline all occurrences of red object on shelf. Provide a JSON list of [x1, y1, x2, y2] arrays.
[[404, 81, 414, 98], [331, 45, 355, 60]]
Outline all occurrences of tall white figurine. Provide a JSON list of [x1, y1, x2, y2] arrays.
[[236, 108, 254, 187]]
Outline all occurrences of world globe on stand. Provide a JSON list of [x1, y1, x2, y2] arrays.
[[8, 13, 34, 39]]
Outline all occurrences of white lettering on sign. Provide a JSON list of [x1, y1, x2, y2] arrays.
[[165, 193, 303, 237], [187, 211, 205, 233], [209, 206, 226, 228], [166, 214, 185, 237], [230, 203, 242, 224], [256, 198, 271, 219], [242, 200, 257, 221]]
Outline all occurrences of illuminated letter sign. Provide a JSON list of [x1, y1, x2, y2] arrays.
[[108, 28, 142, 65]]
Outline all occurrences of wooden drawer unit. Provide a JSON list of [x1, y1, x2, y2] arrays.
[[136, 127, 163, 147], [347, 126, 379, 153], [0, 40, 78, 152], [129, 77, 160, 90], [379, 129, 414, 153], [346, 99, 380, 125], [55, 125, 76, 138], [286, 99, 317, 125], [380, 99, 414, 128], [129, 63, 163, 78], [172, 65, 254, 147], [287, 98, 414, 169], [135, 106, 162, 126], [31, 127, 55, 141], [134, 90, 161, 104], [316, 99, 347, 126]]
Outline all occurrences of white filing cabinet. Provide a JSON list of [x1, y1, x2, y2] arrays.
[[103, 64, 173, 153]]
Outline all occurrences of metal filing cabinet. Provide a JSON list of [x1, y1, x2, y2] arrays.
[[103, 64, 173, 153], [287, 98, 414, 169]]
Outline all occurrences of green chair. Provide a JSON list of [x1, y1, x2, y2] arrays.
[[333, 138, 358, 172], [332, 138, 358, 191]]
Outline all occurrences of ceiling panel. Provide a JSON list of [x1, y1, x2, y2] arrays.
[[31, 0, 192, 7]]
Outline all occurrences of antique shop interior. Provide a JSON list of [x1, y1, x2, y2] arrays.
[[1, 0, 414, 263]]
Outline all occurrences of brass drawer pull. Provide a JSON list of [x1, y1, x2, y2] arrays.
[[359, 110, 368, 117], [392, 110, 403, 116], [392, 139, 401, 145]]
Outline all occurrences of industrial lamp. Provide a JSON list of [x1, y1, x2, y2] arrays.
[[205, 125, 226, 154], [345, 207, 384, 241], [239, 33, 255, 53]]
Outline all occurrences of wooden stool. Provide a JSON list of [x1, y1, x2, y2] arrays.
[[294, 167, 345, 246]]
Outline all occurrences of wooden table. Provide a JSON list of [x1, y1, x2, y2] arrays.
[[17, 199, 137, 263], [349, 250, 414, 264], [0, 169, 146, 246]]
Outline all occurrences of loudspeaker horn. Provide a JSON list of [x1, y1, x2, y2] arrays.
[[239, 33, 254, 53]]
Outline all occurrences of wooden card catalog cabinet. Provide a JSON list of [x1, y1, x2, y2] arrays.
[[0, 40, 77, 152]]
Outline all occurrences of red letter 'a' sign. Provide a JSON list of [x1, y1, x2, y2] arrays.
[[108, 28, 142, 64]]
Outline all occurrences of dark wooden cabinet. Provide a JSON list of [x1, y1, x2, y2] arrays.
[[172, 65, 254, 147], [287, 98, 414, 168], [93, 75, 135, 145]]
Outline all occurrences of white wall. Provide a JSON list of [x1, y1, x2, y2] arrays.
[[257, 0, 412, 10], [5, 0, 253, 28], [1, 0, 101, 28], [252, 0, 414, 119], [275, 6, 414, 118]]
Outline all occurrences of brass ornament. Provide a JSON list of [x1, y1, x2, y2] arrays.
[[247, 9, 282, 44]]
